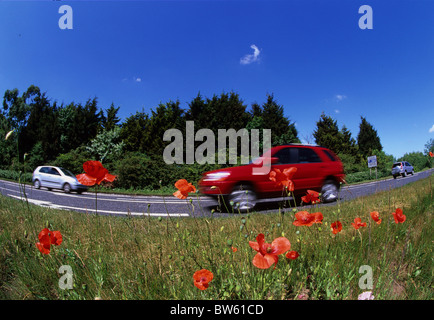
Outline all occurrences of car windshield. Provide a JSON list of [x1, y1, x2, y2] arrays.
[[59, 168, 75, 177]]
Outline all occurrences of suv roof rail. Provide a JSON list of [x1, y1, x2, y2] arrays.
[[283, 143, 321, 147]]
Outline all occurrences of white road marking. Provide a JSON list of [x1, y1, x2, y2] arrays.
[[6, 194, 189, 217]]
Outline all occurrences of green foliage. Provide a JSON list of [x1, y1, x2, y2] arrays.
[[86, 127, 124, 163], [52, 146, 92, 175]]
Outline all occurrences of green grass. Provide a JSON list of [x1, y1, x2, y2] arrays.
[[0, 175, 432, 300]]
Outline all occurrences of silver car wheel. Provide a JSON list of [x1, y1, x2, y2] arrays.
[[321, 181, 339, 203], [229, 186, 257, 213], [34, 180, 41, 189], [63, 183, 71, 193]]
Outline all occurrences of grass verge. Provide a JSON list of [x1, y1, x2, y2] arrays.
[[0, 175, 432, 300]]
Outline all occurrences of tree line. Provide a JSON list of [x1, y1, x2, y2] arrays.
[[1, 85, 432, 189]]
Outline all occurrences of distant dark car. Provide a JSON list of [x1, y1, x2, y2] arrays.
[[391, 161, 414, 179], [199, 144, 346, 212], [32, 166, 88, 193]]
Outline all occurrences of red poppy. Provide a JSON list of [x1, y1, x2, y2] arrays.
[[429, 151, 434, 158], [312, 212, 323, 224], [193, 269, 213, 290], [293, 211, 316, 227], [370, 211, 382, 225], [173, 179, 196, 199], [231, 246, 238, 253], [331, 221, 343, 234], [392, 208, 406, 224], [35, 228, 62, 255], [285, 250, 300, 260], [76, 161, 116, 186], [351, 217, 367, 230], [269, 167, 297, 191], [301, 190, 321, 204], [249, 233, 291, 269]]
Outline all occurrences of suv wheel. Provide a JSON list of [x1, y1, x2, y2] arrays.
[[34, 179, 41, 189], [228, 185, 257, 213], [321, 180, 339, 203], [401, 172, 406, 177], [63, 183, 71, 193]]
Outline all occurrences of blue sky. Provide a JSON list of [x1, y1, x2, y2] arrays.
[[0, 0, 433, 159]]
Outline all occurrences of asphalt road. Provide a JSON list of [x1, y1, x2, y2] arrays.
[[1, 168, 433, 218]]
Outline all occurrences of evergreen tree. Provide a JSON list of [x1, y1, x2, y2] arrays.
[[313, 112, 342, 153], [253, 94, 299, 146], [339, 125, 358, 157], [102, 103, 121, 131], [357, 116, 382, 157]]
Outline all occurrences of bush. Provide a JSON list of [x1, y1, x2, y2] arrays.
[[0, 169, 32, 183], [51, 146, 92, 175]]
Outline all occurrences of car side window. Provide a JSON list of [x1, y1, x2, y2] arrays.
[[274, 148, 296, 164], [298, 148, 322, 163], [40, 167, 49, 174], [49, 168, 61, 176]]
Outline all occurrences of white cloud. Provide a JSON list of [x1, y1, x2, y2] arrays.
[[334, 109, 340, 114], [240, 44, 261, 65], [134, 77, 142, 82], [429, 124, 434, 133], [334, 94, 347, 102]]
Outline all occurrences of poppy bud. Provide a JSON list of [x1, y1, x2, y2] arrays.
[[168, 254, 172, 260], [239, 225, 244, 231], [241, 218, 246, 225], [180, 255, 185, 261], [277, 223, 281, 228], [227, 239, 233, 247], [24, 230, 28, 238], [158, 217, 162, 222]]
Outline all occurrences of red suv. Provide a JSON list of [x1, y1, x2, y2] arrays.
[[199, 144, 345, 212]]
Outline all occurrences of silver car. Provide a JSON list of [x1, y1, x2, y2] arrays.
[[391, 161, 414, 179], [32, 166, 88, 193]]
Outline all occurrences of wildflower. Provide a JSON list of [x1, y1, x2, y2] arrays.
[[269, 167, 297, 191], [351, 217, 367, 230], [231, 246, 238, 253], [249, 233, 291, 269], [301, 190, 320, 204], [429, 151, 434, 157], [293, 211, 315, 227], [193, 269, 213, 290], [76, 160, 116, 186], [331, 221, 343, 234], [35, 228, 62, 255], [358, 291, 375, 300], [286, 251, 300, 260], [312, 212, 323, 224], [370, 211, 382, 224], [173, 179, 196, 199], [391, 208, 406, 224]]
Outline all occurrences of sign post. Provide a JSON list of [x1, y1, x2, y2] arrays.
[[367, 155, 377, 179]]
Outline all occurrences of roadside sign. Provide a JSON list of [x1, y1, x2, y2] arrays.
[[367, 155, 377, 168]]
